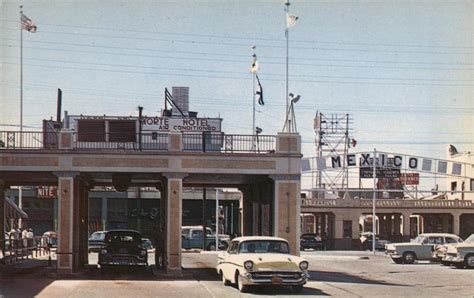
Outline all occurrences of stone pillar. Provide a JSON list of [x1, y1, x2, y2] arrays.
[[59, 129, 74, 150], [239, 186, 253, 236], [271, 175, 300, 256], [163, 173, 186, 273], [78, 180, 90, 267], [452, 212, 461, 235], [402, 212, 411, 242], [168, 132, 182, 152], [101, 196, 108, 230], [0, 180, 5, 263], [55, 171, 78, 275]]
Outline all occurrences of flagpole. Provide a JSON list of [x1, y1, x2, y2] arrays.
[[20, 5, 24, 145], [19, 5, 24, 229], [285, 0, 290, 131], [252, 51, 256, 137]]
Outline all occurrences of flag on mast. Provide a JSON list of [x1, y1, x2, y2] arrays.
[[256, 74, 264, 105], [21, 13, 37, 32], [250, 54, 259, 74], [286, 14, 299, 28]]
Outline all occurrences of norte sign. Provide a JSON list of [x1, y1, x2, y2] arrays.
[[141, 117, 222, 132]]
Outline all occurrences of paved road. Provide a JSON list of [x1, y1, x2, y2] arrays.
[[1, 250, 473, 297]]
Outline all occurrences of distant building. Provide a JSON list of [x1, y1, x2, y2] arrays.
[[446, 148, 473, 201]]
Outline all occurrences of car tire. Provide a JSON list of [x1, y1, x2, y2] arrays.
[[403, 252, 416, 264], [392, 258, 403, 264], [207, 243, 216, 251], [292, 285, 303, 293], [464, 254, 474, 269], [220, 271, 230, 286], [236, 272, 248, 293]]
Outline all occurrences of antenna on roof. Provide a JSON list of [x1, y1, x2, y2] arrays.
[[164, 88, 185, 117]]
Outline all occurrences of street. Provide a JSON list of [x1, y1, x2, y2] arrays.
[[1, 250, 473, 297]]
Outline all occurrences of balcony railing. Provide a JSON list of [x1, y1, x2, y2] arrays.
[[0, 131, 276, 154]]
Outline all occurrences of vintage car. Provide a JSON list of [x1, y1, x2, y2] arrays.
[[182, 225, 230, 251], [443, 234, 474, 269], [360, 232, 391, 251], [98, 230, 148, 269], [433, 235, 470, 265], [386, 233, 462, 264], [300, 233, 325, 251], [88, 231, 106, 253], [216, 236, 309, 293]]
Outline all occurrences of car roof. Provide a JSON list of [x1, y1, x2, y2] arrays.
[[419, 233, 460, 238], [231, 236, 288, 243], [105, 229, 141, 235]]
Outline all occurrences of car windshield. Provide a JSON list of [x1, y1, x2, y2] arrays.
[[412, 236, 425, 244], [89, 232, 105, 240], [465, 234, 474, 243], [239, 240, 290, 254], [105, 232, 141, 244]]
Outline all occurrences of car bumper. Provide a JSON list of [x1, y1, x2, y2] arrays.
[[99, 256, 147, 266], [239, 271, 309, 286], [443, 254, 463, 263], [386, 251, 402, 258]]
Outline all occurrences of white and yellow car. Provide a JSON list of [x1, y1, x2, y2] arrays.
[[216, 236, 309, 293]]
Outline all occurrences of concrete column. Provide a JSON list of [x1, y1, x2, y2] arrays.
[[55, 171, 78, 275], [271, 175, 301, 256], [334, 213, 344, 239], [163, 173, 186, 273], [239, 186, 253, 236], [101, 196, 108, 230], [168, 132, 182, 152], [452, 212, 461, 235], [59, 129, 74, 150], [402, 212, 411, 241]]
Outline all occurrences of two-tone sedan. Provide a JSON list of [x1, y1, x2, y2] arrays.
[[444, 234, 474, 269], [216, 236, 309, 293]]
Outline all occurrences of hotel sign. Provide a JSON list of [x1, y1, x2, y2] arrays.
[[141, 117, 221, 132]]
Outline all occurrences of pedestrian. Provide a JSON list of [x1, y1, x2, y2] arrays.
[[22, 228, 28, 248], [26, 228, 34, 248]]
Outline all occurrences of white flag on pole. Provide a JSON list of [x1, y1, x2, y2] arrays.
[[286, 14, 299, 28], [250, 54, 259, 74]]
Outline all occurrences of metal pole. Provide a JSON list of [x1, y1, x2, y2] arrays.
[[215, 189, 219, 251], [20, 5, 23, 145], [285, 1, 290, 129], [372, 148, 377, 254]]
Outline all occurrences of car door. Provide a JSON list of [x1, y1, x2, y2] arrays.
[[422, 236, 443, 259], [190, 229, 203, 248]]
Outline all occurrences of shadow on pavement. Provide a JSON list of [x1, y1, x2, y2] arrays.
[[309, 270, 408, 287]]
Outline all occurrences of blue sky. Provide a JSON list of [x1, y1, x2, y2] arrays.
[[1, 0, 473, 162]]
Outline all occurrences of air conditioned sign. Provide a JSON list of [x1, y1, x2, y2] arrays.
[[141, 117, 221, 132]]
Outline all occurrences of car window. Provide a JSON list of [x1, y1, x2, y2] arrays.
[[191, 230, 203, 237], [239, 240, 290, 254], [428, 237, 443, 244], [105, 233, 140, 244], [445, 237, 459, 244], [90, 232, 105, 240], [182, 229, 189, 236]]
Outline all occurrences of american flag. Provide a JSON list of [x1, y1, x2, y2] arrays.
[[21, 13, 37, 33], [256, 74, 264, 106]]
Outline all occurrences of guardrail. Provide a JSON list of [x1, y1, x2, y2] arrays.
[[302, 198, 474, 209], [0, 131, 277, 153], [1, 236, 51, 264]]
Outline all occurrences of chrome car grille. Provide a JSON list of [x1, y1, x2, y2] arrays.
[[251, 271, 303, 280]]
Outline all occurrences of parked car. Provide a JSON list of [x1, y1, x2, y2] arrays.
[[181, 225, 229, 251], [88, 231, 107, 253], [300, 233, 325, 251], [444, 234, 474, 269], [433, 235, 468, 265], [98, 230, 148, 269], [360, 232, 391, 251], [216, 236, 309, 293], [386, 233, 463, 264]]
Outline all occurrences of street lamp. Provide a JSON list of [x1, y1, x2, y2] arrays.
[[283, 93, 300, 132]]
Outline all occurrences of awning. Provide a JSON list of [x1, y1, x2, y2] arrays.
[[5, 197, 28, 219]]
